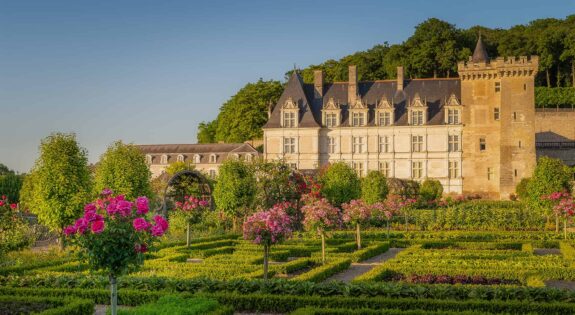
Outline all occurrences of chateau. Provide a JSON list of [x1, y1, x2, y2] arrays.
[[263, 37, 575, 199]]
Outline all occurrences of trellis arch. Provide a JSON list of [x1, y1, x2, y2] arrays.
[[159, 170, 213, 216]]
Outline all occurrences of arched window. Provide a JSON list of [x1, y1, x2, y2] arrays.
[[177, 154, 185, 162], [193, 154, 201, 164], [145, 154, 152, 165], [209, 154, 217, 163], [161, 155, 168, 164], [245, 154, 252, 162]]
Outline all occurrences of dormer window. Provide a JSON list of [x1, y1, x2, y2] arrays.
[[408, 93, 428, 126], [245, 154, 252, 162], [349, 98, 368, 127], [145, 155, 152, 165], [376, 96, 394, 126], [281, 97, 299, 128], [209, 154, 217, 163], [445, 93, 462, 125], [322, 97, 341, 128], [177, 154, 185, 162], [193, 154, 201, 164], [161, 155, 168, 164]]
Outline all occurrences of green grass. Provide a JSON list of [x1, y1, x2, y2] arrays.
[[116, 295, 231, 315]]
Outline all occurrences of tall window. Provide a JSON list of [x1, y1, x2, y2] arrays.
[[448, 135, 460, 152], [352, 112, 366, 126], [495, 82, 501, 92], [378, 112, 392, 126], [412, 161, 423, 179], [487, 167, 494, 180], [379, 136, 390, 153], [209, 169, 216, 179], [479, 138, 486, 151], [325, 113, 338, 127], [145, 155, 152, 165], [411, 135, 423, 152], [209, 154, 217, 163], [193, 154, 201, 164], [494, 108, 500, 121], [448, 161, 459, 179], [177, 154, 184, 162], [411, 110, 424, 125], [447, 109, 460, 124], [352, 136, 365, 153], [379, 161, 390, 177], [245, 154, 252, 162], [283, 112, 296, 128], [289, 163, 298, 170], [283, 137, 296, 154], [353, 162, 364, 177], [327, 137, 336, 154], [161, 155, 168, 164]]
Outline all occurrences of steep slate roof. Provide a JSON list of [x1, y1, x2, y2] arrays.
[[264, 74, 461, 128], [471, 35, 489, 63], [137, 143, 258, 164]]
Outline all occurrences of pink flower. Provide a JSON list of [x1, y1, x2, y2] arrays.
[[101, 188, 113, 196], [91, 220, 105, 234], [133, 217, 150, 231], [84, 209, 97, 222], [135, 196, 149, 215], [9, 203, 17, 210], [75, 218, 89, 234], [117, 200, 133, 217], [63, 225, 77, 236], [153, 215, 169, 231], [84, 203, 97, 212], [150, 224, 165, 237], [106, 202, 118, 215], [0, 200, 4, 207], [134, 243, 148, 253]]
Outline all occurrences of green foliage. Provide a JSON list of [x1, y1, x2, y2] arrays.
[[0, 295, 94, 315], [516, 178, 531, 201], [0, 170, 24, 203], [386, 179, 420, 199], [213, 79, 283, 143], [117, 295, 231, 315], [291, 258, 351, 282], [197, 121, 218, 144], [0, 203, 32, 258], [21, 133, 92, 233], [536, 87, 575, 107], [418, 179, 443, 203], [361, 171, 389, 205], [94, 141, 152, 199], [319, 162, 361, 207], [527, 157, 573, 214], [252, 160, 301, 209], [165, 162, 195, 176], [213, 160, 256, 218]]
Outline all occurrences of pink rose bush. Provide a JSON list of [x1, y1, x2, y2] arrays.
[[0, 196, 31, 255], [174, 195, 210, 246], [542, 191, 575, 239], [64, 189, 168, 315], [301, 197, 340, 264], [243, 203, 292, 279], [342, 199, 372, 249]]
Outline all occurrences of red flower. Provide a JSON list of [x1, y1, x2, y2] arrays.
[[9, 204, 17, 210]]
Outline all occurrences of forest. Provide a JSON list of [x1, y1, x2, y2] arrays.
[[198, 16, 575, 144]]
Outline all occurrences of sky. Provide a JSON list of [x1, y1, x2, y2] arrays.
[[1, 0, 573, 173]]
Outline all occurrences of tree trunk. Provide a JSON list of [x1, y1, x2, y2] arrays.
[[232, 217, 237, 233], [447, 69, 450, 78], [110, 276, 118, 315], [405, 213, 409, 232], [572, 61, 575, 88], [356, 223, 362, 250], [557, 65, 561, 87], [321, 232, 326, 265], [547, 69, 551, 88], [263, 244, 269, 280], [59, 229, 65, 251], [386, 220, 390, 239], [564, 219, 568, 240], [186, 222, 191, 247], [556, 214, 560, 234]]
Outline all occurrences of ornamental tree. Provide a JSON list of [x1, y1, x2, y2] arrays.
[[243, 203, 292, 280], [387, 195, 417, 232], [174, 196, 209, 247], [342, 199, 372, 249], [301, 198, 340, 264], [319, 162, 361, 207], [372, 201, 396, 238], [542, 192, 575, 239], [64, 189, 168, 315], [213, 159, 256, 231], [21, 133, 92, 250], [0, 196, 32, 258], [419, 179, 443, 205], [361, 171, 389, 205], [94, 141, 152, 200]]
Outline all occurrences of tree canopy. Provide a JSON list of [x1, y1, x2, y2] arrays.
[[213, 159, 256, 219], [93, 141, 152, 200], [319, 162, 361, 207]]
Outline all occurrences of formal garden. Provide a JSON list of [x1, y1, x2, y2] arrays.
[[1, 133, 575, 314]]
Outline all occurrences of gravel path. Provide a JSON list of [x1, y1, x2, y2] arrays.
[[534, 248, 561, 256], [324, 248, 404, 283], [545, 280, 575, 290]]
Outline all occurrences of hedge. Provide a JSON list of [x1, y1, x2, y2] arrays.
[[290, 307, 490, 315], [350, 242, 390, 263], [560, 241, 575, 260], [291, 259, 351, 282], [0, 295, 94, 315]]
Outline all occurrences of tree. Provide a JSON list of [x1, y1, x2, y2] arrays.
[[301, 198, 340, 264], [94, 141, 151, 200], [342, 199, 372, 249], [252, 160, 302, 209], [213, 159, 256, 230], [419, 179, 444, 204], [515, 178, 531, 201], [527, 157, 573, 230], [214, 79, 283, 143], [319, 162, 361, 207], [21, 133, 92, 249], [197, 120, 217, 144], [0, 172, 24, 203], [361, 171, 389, 205]]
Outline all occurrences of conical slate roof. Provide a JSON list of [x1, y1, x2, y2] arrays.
[[472, 34, 489, 63]]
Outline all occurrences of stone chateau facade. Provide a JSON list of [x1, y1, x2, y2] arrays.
[[263, 37, 574, 199]]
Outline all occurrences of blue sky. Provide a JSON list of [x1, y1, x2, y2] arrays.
[[1, 0, 573, 173]]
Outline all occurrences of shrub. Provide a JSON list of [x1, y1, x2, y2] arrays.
[[291, 259, 351, 282], [419, 179, 443, 204], [116, 295, 232, 315], [361, 171, 389, 205], [516, 178, 531, 201], [319, 162, 360, 207]]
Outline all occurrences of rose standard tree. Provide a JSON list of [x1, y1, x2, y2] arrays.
[[372, 200, 398, 239], [301, 197, 340, 264], [174, 196, 209, 247], [243, 202, 292, 280], [342, 199, 372, 250], [543, 192, 575, 239], [64, 189, 168, 315]]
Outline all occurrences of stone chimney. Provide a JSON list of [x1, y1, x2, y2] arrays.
[[314, 70, 324, 99], [348, 65, 357, 104], [397, 66, 404, 91]]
